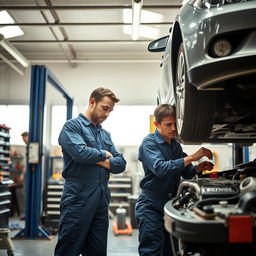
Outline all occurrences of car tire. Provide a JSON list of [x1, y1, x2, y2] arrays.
[[175, 43, 216, 142]]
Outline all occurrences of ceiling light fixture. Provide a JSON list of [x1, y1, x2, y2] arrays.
[[0, 25, 24, 39], [0, 34, 29, 67], [0, 33, 30, 75], [132, 0, 143, 40], [0, 10, 14, 24], [0, 10, 24, 39]]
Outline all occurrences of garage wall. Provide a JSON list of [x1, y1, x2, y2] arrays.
[[249, 145, 256, 161], [182, 144, 233, 171], [0, 64, 30, 104], [0, 61, 161, 196], [2, 62, 251, 195], [0, 61, 161, 110]]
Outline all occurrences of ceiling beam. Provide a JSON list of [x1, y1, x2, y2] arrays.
[[0, 52, 25, 75], [10, 40, 152, 44], [37, 0, 77, 67], [0, 5, 181, 10], [0, 22, 173, 27], [1, 59, 160, 64]]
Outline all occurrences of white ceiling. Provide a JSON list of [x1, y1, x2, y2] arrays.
[[0, 0, 182, 65]]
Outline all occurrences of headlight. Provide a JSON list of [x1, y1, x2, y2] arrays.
[[211, 39, 232, 57]]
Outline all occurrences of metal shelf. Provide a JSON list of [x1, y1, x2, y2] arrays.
[[47, 184, 63, 190], [111, 192, 131, 197], [47, 197, 61, 202], [47, 191, 62, 196], [109, 184, 131, 188], [0, 125, 12, 234], [109, 177, 132, 182], [109, 202, 129, 207], [108, 176, 132, 217]]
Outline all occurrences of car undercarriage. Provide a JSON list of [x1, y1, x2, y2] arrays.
[[209, 73, 256, 142]]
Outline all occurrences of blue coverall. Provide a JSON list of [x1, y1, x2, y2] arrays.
[[54, 113, 126, 256], [135, 129, 196, 256]]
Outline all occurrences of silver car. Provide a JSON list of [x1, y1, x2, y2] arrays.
[[149, 0, 256, 143]]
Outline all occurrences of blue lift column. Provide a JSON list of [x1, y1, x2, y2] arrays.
[[243, 146, 250, 163], [15, 65, 73, 239], [232, 144, 250, 166]]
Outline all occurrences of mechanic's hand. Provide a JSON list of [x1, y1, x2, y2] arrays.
[[105, 151, 113, 159], [97, 159, 111, 169], [191, 147, 213, 161], [195, 161, 214, 173]]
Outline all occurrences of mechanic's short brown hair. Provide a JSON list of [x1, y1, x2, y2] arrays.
[[90, 87, 120, 103], [154, 104, 175, 124]]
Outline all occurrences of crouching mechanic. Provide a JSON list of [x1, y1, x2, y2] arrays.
[[54, 87, 126, 256], [135, 104, 214, 256]]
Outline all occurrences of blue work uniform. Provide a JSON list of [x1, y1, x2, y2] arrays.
[[54, 113, 126, 256], [135, 129, 196, 256]]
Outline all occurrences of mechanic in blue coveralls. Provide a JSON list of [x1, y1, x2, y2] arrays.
[[54, 87, 126, 256], [135, 104, 214, 256]]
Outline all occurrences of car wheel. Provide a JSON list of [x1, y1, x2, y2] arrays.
[[175, 43, 216, 142]]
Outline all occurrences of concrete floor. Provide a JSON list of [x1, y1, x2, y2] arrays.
[[0, 218, 139, 256]]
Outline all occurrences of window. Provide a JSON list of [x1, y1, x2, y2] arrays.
[[0, 104, 78, 145], [0, 105, 29, 145], [52, 105, 154, 146], [51, 105, 78, 145], [103, 105, 155, 146]]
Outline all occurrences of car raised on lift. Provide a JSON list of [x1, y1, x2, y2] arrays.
[[149, 0, 256, 144], [149, 0, 256, 255]]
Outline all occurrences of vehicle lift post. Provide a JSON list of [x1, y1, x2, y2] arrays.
[[232, 144, 249, 166], [14, 65, 73, 239]]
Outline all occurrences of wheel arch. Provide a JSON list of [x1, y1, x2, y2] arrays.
[[171, 22, 183, 100]]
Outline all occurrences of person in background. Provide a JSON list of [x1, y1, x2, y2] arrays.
[[54, 87, 127, 256], [135, 104, 214, 256], [20, 131, 28, 183], [21, 131, 29, 145]]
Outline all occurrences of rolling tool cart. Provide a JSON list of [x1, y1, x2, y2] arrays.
[[42, 156, 64, 234], [42, 179, 63, 234], [108, 176, 132, 218], [0, 124, 15, 256]]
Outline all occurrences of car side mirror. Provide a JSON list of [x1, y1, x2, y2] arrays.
[[147, 35, 169, 52]]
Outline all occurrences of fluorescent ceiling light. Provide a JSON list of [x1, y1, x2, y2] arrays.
[[141, 10, 164, 22], [122, 9, 163, 39], [123, 9, 164, 25], [0, 10, 13, 24], [0, 34, 29, 67], [0, 10, 24, 38], [122, 9, 131, 24], [123, 25, 161, 40], [0, 33, 30, 75], [123, 9, 164, 23], [0, 26, 24, 39], [132, 0, 143, 40]]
